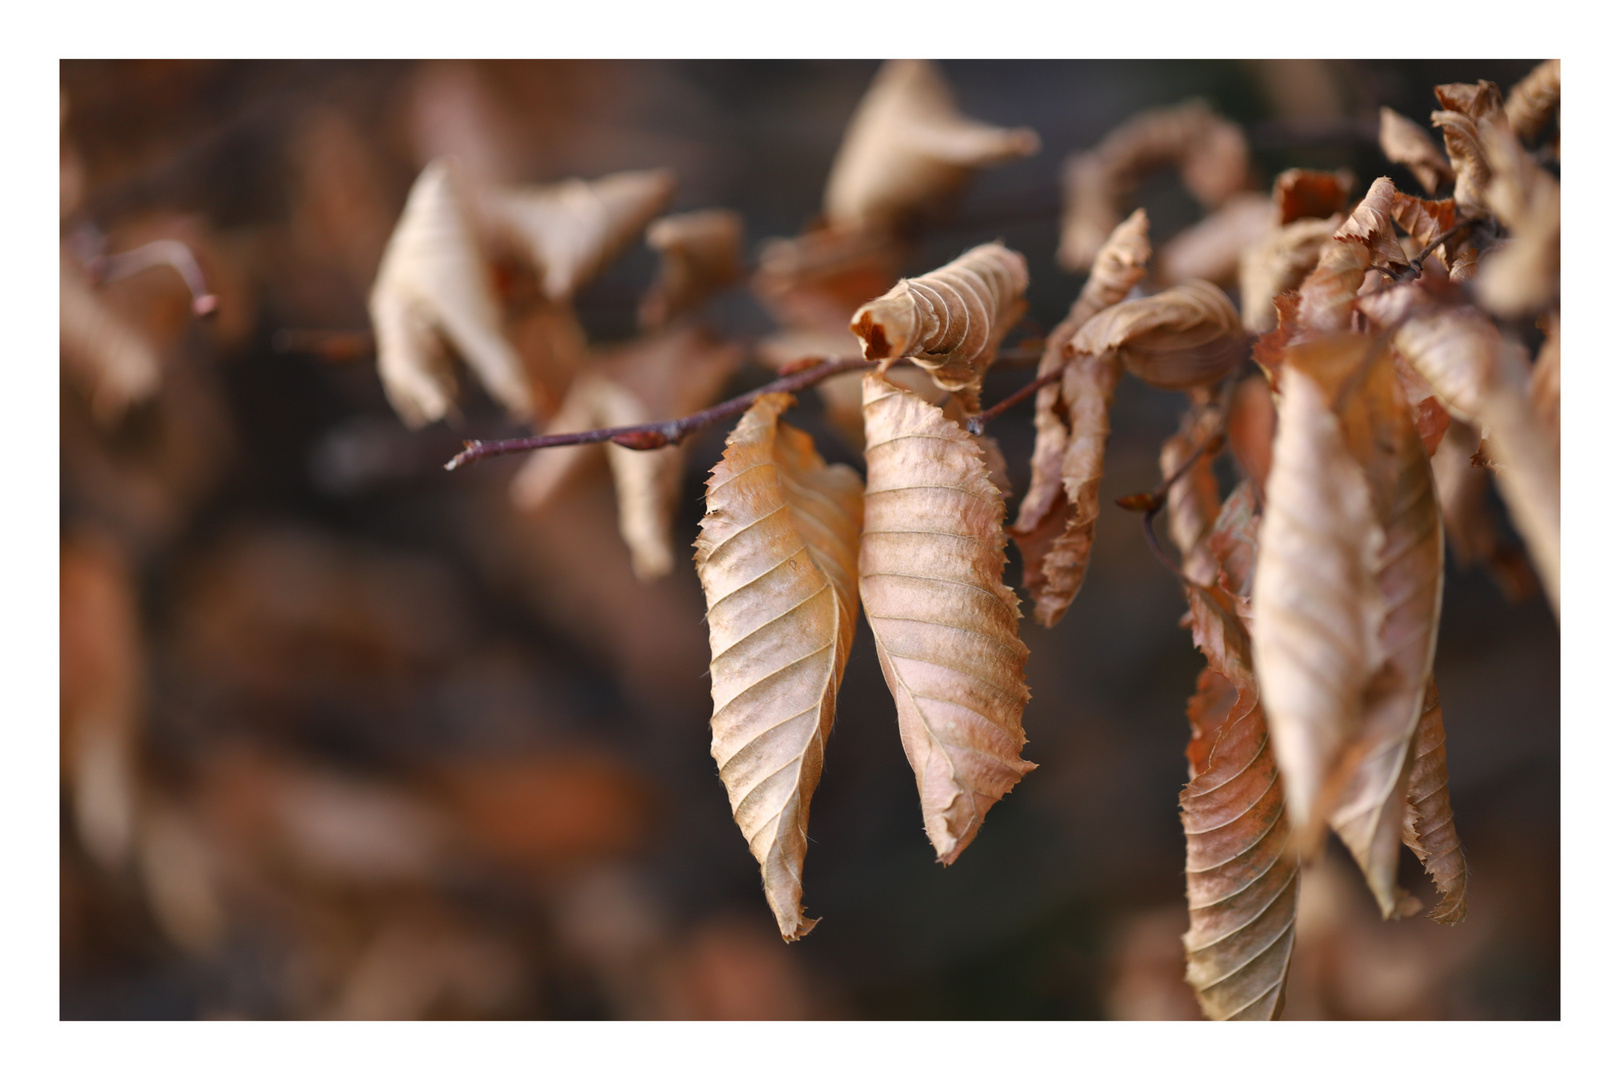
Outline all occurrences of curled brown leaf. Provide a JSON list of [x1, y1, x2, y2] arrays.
[[695, 393, 864, 940], [1239, 215, 1340, 335], [859, 373, 1033, 864], [1067, 279, 1244, 390], [1401, 679, 1468, 924], [370, 158, 530, 428], [1378, 109, 1455, 195], [824, 59, 1039, 237], [1273, 168, 1355, 226], [1058, 99, 1249, 272], [1476, 123, 1561, 318], [1013, 211, 1151, 615], [850, 242, 1029, 408]]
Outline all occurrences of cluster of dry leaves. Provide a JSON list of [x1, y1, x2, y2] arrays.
[[60, 59, 1559, 1020]]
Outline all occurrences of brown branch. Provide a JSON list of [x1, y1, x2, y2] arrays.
[[965, 365, 1064, 435], [445, 356, 878, 471]]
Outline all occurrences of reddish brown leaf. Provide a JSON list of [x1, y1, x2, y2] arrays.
[[1402, 678, 1469, 924]]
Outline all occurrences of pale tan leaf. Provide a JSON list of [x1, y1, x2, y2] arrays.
[[1239, 215, 1340, 334], [1429, 110, 1493, 217], [823, 59, 1039, 236], [1067, 279, 1244, 390], [1389, 303, 1558, 615], [1505, 59, 1560, 144], [1401, 678, 1468, 924], [511, 327, 742, 580], [850, 242, 1029, 408], [1251, 351, 1385, 846], [370, 158, 530, 428], [1378, 108, 1455, 195], [1058, 100, 1250, 272], [639, 209, 745, 330], [485, 167, 676, 302], [1159, 192, 1274, 287], [60, 247, 162, 424], [859, 373, 1033, 863], [1272, 168, 1355, 226], [1013, 210, 1151, 601], [1476, 123, 1561, 318], [1180, 495, 1299, 1021], [1319, 347, 1445, 919], [694, 393, 864, 940]]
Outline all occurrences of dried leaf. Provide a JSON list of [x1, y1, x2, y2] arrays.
[[639, 209, 745, 330], [1388, 192, 1457, 267], [1389, 303, 1558, 616], [1059, 100, 1250, 272], [1378, 109, 1454, 195], [850, 242, 1029, 409], [1159, 399, 1224, 588], [1181, 498, 1299, 1021], [1067, 279, 1244, 390], [695, 393, 864, 940], [1272, 168, 1355, 225], [1476, 123, 1561, 318], [1251, 349, 1385, 845], [1239, 215, 1340, 334], [1294, 177, 1405, 337], [753, 228, 903, 335], [1505, 59, 1560, 144], [1013, 211, 1151, 616], [823, 59, 1039, 236], [370, 158, 530, 428], [60, 247, 163, 424], [1429, 110, 1494, 218], [1321, 347, 1445, 919], [859, 373, 1033, 863], [1159, 192, 1274, 287], [484, 167, 676, 303], [511, 326, 742, 579], [1024, 352, 1120, 627], [1401, 679, 1468, 924]]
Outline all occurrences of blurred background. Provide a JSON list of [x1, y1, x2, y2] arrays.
[[59, 59, 1556, 1020]]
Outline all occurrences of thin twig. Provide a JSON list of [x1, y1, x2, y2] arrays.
[[966, 365, 1063, 435], [446, 356, 878, 470], [89, 239, 219, 316]]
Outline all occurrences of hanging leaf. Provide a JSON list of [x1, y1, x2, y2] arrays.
[[370, 158, 531, 428], [1059, 99, 1250, 272], [859, 373, 1033, 863], [1402, 679, 1469, 924], [1476, 122, 1561, 318], [1294, 177, 1405, 338], [1320, 344, 1445, 919], [695, 393, 864, 940], [1159, 397, 1224, 587], [850, 242, 1029, 409], [1251, 344, 1385, 846], [484, 167, 676, 303], [1378, 109, 1455, 195], [823, 59, 1039, 237], [1181, 490, 1299, 1021], [1016, 210, 1151, 555], [639, 209, 745, 330], [1067, 279, 1245, 390]]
